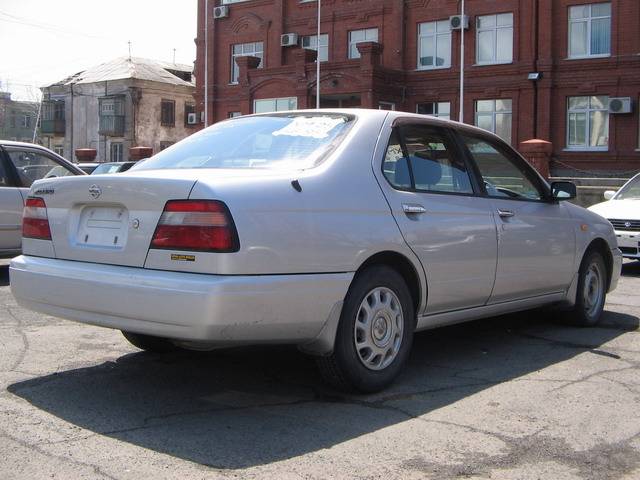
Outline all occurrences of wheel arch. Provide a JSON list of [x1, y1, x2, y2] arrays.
[[355, 250, 424, 318], [583, 237, 614, 291]]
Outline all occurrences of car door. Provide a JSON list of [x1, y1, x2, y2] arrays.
[[459, 133, 575, 303], [377, 122, 498, 315], [0, 146, 26, 253]]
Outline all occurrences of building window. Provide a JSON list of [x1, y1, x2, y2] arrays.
[[160, 141, 174, 151], [99, 96, 125, 136], [110, 143, 124, 162], [475, 99, 512, 144], [228, 111, 242, 118], [161, 99, 175, 127], [378, 102, 396, 111], [231, 42, 264, 84], [418, 20, 451, 69], [567, 96, 609, 150], [476, 13, 513, 65], [417, 102, 451, 120], [569, 3, 611, 58], [53, 146, 64, 157], [348, 28, 378, 59], [302, 34, 329, 62], [20, 115, 32, 128], [184, 103, 196, 127], [253, 97, 297, 114]]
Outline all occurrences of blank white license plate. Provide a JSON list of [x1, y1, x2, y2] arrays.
[[76, 206, 129, 248]]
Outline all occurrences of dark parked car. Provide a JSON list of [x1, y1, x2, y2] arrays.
[[91, 162, 136, 175], [0, 140, 85, 257], [77, 163, 100, 174]]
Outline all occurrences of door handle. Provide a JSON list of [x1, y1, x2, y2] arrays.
[[402, 203, 426, 214], [497, 209, 515, 218]]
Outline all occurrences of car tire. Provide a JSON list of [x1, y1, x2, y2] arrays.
[[566, 249, 608, 327], [317, 265, 415, 393], [121, 331, 177, 353]]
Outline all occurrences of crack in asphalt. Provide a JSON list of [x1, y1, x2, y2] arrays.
[[0, 427, 120, 480]]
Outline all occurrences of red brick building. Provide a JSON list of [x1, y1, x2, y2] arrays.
[[194, 0, 640, 174]]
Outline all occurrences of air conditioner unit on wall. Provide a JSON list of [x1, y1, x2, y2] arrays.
[[187, 112, 198, 124], [280, 33, 299, 47], [213, 6, 229, 19], [609, 97, 632, 114], [450, 15, 470, 30]]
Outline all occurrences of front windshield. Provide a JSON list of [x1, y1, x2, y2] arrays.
[[132, 113, 355, 172], [615, 174, 640, 200]]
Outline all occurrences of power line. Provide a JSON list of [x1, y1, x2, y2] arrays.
[[0, 10, 110, 40]]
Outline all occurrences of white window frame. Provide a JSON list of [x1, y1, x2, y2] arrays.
[[231, 42, 264, 84], [253, 97, 298, 114], [416, 101, 451, 120], [302, 34, 329, 62], [228, 111, 242, 118], [475, 99, 513, 144], [348, 28, 378, 59], [110, 142, 124, 162], [417, 20, 452, 70], [378, 102, 396, 111], [53, 146, 64, 157], [475, 13, 514, 65], [566, 95, 609, 151], [568, 3, 611, 59]]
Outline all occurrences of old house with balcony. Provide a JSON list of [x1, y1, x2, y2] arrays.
[[40, 57, 196, 162]]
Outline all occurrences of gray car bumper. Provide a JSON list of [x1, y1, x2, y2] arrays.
[[10, 255, 352, 345]]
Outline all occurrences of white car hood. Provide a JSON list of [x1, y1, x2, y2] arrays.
[[588, 199, 640, 220]]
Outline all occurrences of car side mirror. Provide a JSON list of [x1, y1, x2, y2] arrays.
[[550, 181, 577, 201], [603, 190, 616, 200]]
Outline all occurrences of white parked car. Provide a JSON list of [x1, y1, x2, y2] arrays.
[[10, 110, 622, 392], [588, 172, 640, 260]]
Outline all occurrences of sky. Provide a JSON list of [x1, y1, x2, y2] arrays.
[[0, 0, 198, 101]]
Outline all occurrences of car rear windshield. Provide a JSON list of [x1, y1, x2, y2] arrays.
[[133, 113, 355, 171], [615, 175, 640, 200]]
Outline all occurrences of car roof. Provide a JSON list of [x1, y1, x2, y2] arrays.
[[239, 108, 504, 141]]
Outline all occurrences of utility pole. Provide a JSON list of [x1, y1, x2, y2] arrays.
[[316, 0, 321, 109], [205, 0, 209, 126], [459, 0, 465, 123], [33, 94, 42, 143]]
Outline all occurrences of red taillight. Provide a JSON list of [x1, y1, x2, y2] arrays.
[[150, 200, 239, 252], [22, 197, 52, 240]]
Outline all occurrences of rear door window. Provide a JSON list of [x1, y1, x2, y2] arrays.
[[383, 124, 474, 195], [5, 149, 76, 187]]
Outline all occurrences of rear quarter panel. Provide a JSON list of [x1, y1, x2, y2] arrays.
[[144, 114, 423, 279]]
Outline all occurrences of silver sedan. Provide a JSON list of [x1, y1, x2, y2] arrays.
[[10, 110, 622, 392]]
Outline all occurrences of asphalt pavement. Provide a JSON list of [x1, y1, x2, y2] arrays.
[[1, 261, 639, 479]]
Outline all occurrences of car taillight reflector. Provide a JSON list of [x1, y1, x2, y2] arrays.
[[22, 197, 52, 240], [150, 200, 239, 252]]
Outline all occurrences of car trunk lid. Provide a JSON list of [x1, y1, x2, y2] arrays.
[[30, 171, 198, 267]]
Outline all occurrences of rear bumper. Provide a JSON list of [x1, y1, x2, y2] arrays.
[[9, 255, 352, 345]]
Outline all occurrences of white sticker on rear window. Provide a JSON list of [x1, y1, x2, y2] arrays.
[[272, 117, 345, 139]]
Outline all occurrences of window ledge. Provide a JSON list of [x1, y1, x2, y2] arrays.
[[565, 54, 611, 60], [473, 61, 514, 67], [563, 148, 609, 152], [415, 66, 452, 71]]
